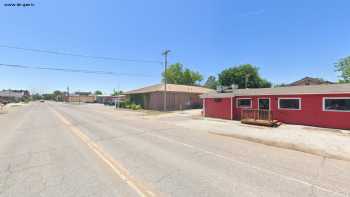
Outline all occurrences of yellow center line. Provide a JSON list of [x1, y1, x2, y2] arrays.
[[50, 107, 155, 197]]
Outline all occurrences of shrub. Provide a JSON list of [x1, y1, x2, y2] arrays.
[[122, 102, 142, 110], [122, 100, 132, 108], [118, 101, 126, 108], [132, 104, 142, 110]]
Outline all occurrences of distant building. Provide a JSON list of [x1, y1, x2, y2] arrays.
[[96, 95, 126, 105], [64, 92, 96, 103], [124, 84, 214, 111], [287, 77, 334, 86], [0, 90, 30, 103], [74, 92, 92, 96]]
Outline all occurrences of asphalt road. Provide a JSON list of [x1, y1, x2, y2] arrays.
[[0, 102, 349, 197]]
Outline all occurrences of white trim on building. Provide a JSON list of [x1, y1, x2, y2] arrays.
[[236, 98, 252, 108], [278, 97, 302, 110], [322, 97, 350, 112]]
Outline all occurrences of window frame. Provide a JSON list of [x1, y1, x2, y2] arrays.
[[257, 98, 271, 110], [323, 97, 350, 112], [278, 97, 302, 110], [236, 98, 252, 108]]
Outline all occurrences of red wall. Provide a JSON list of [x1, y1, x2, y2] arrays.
[[204, 98, 231, 120], [204, 94, 350, 129]]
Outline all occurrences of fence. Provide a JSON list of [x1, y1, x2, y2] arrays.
[[241, 109, 273, 121]]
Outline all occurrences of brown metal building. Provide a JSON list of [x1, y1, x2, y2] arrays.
[[64, 92, 96, 103], [287, 77, 334, 86], [64, 95, 96, 103], [124, 84, 214, 111]]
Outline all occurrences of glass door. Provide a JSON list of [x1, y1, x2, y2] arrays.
[[258, 98, 270, 110]]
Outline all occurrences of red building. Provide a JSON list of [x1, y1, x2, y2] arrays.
[[200, 83, 350, 129]]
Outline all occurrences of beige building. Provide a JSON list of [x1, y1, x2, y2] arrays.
[[65, 95, 96, 103], [124, 84, 214, 111], [64, 92, 96, 103]]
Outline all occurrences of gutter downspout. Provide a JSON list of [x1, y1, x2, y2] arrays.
[[231, 85, 237, 120], [203, 98, 206, 117], [230, 97, 233, 120]]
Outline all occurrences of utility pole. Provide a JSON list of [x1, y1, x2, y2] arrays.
[[162, 49, 171, 111], [245, 74, 250, 89], [66, 86, 70, 103], [78, 89, 80, 105]]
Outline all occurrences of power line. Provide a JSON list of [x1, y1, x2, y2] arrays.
[[0, 63, 154, 77], [0, 44, 163, 64]]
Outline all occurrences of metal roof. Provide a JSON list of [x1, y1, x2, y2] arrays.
[[0, 90, 25, 98], [124, 84, 214, 95], [200, 83, 350, 98]]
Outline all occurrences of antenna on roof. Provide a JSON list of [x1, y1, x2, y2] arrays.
[[216, 85, 224, 93], [245, 74, 250, 89]]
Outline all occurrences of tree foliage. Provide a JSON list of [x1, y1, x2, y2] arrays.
[[39, 90, 65, 101], [111, 90, 123, 96], [335, 56, 350, 83], [94, 90, 103, 95], [162, 63, 203, 85], [218, 64, 271, 89], [204, 76, 218, 89], [273, 83, 288, 87], [31, 93, 43, 101]]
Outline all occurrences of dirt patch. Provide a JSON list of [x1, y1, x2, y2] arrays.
[[302, 126, 350, 136], [209, 131, 350, 162]]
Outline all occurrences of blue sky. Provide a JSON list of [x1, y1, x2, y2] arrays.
[[1, 0, 349, 94]]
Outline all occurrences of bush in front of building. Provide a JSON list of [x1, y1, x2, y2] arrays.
[[126, 103, 142, 110], [121, 100, 142, 110], [132, 104, 142, 110]]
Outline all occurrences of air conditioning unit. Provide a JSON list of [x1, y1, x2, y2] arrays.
[[216, 85, 224, 93], [231, 84, 238, 93]]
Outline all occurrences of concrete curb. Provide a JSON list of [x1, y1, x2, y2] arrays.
[[209, 131, 350, 162]]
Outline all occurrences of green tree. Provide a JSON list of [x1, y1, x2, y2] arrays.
[[31, 93, 42, 101], [53, 90, 64, 101], [162, 63, 203, 85], [94, 90, 103, 95], [204, 76, 218, 89], [182, 69, 203, 85], [42, 94, 54, 100], [111, 90, 123, 96], [273, 83, 288, 87], [218, 64, 271, 89], [335, 56, 350, 83]]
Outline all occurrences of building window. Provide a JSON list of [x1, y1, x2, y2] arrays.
[[237, 98, 252, 108], [278, 98, 301, 110], [214, 98, 222, 102], [323, 98, 350, 112]]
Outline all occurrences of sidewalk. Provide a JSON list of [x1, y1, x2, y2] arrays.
[[152, 111, 350, 161]]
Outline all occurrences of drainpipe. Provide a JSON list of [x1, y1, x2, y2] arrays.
[[230, 97, 233, 120], [231, 84, 238, 120], [203, 98, 206, 117]]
